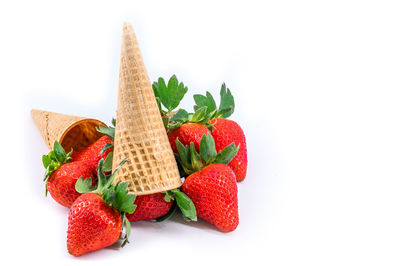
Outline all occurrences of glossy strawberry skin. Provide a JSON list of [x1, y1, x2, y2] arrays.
[[71, 135, 113, 175], [46, 161, 93, 208], [210, 118, 247, 181], [168, 123, 211, 153], [67, 193, 122, 257], [182, 163, 238, 232], [126, 193, 173, 222]]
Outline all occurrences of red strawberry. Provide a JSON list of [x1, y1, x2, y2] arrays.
[[47, 161, 94, 208], [176, 134, 240, 232], [182, 163, 238, 232], [192, 84, 247, 181], [210, 118, 247, 181], [67, 193, 122, 256], [43, 141, 94, 208], [126, 193, 173, 222], [67, 159, 135, 256], [71, 135, 113, 175], [168, 123, 211, 153]]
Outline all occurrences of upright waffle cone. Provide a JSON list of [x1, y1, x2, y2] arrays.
[[112, 22, 181, 195], [31, 109, 105, 152]]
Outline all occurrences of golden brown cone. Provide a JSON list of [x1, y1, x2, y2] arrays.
[[112, 22, 181, 195], [30, 109, 105, 152]]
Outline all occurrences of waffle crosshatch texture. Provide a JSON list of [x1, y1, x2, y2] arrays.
[[112, 22, 182, 195], [30, 109, 105, 152]]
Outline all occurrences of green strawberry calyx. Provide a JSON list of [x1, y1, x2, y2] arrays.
[[157, 189, 197, 222], [97, 118, 116, 155], [160, 82, 235, 132], [42, 141, 72, 182], [152, 75, 191, 131], [193, 83, 235, 121], [152, 75, 188, 116], [75, 158, 136, 247], [176, 133, 239, 176], [166, 107, 213, 132]]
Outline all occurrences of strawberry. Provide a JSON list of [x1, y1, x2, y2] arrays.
[[168, 123, 211, 153], [71, 135, 113, 175], [47, 161, 94, 208], [68, 193, 122, 256], [67, 159, 135, 256], [43, 141, 94, 208], [182, 164, 238, 232], [176, 134, 240, 232], [152, 76, 214, 154], [210, 118, 247, 181], [126, 193, 173, 222], [125, 190, 196, 222], [193, 84, 247, 181], [153, 76, 246, 179]]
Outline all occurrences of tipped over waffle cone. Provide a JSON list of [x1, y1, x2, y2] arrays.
[[31, 109, 106, 152], [112, 22, 181, 195]]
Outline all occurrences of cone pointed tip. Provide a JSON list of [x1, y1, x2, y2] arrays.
[[30, 109, 41, 119], [123, 22, 133, 31]]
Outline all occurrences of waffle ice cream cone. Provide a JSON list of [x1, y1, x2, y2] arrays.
[[31, 109, 106, 152], [112, 22, 181, 195]]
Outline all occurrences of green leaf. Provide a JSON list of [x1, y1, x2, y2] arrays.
[[124, 215, 131, 238], [190, 143, 203, 171], [112, 182, 137, 214], [102, 152, 113, 172], [176, 139, 190, 164], [100, 143, 113, 156], [193, 91, 217, 114], [153, 75, 188, 112], [103, 187, 116, 205], [156, 201, 177, 222], [121, 214, 131, 247], [164, 191, 175, 202], [191, 106, 208, 122], [152, 82, 164, 113], [114, 157, 128, 173], [154, 78, 168, 110], [42, 142, 71, 182], [152, 81, 160, 98], [170, 109, 189, 122], [175, 140, 194, 175], [111, 118, 116, 127], [43, 165, 53, 181], [97, 125, 115, 139], [95, 160, 108, 194], [162, 116, 169, 128], [155, 97, 163, 113], [199, 134, 217, 164], [53, 141, 66, 162], [75, 177, 95, 194], [48, 151, 56, 161], [175, 154, 191, 177], [218, 83, 235, 118], [214, 143, 240, 165], [42, 154, 51, 168], [172, 189, 197, 221], [216, 106, 234, 119]]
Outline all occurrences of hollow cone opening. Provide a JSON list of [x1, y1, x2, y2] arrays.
[[60, 119, 105, 153]]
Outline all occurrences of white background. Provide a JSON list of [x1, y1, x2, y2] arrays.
[[1, 0, 399, 265]]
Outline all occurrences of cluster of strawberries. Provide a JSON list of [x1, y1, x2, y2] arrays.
[[42, 75, 247, 256]]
